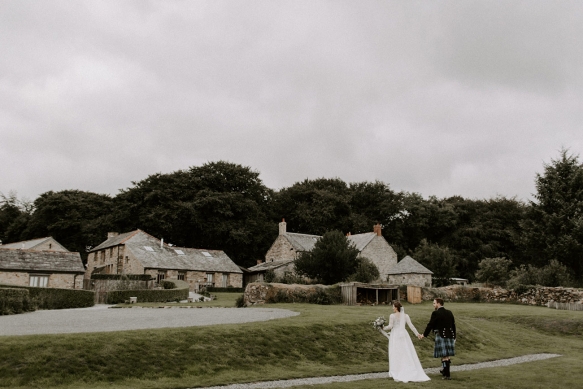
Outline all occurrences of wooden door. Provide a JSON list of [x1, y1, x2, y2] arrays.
[[407, 285, 422, 304]]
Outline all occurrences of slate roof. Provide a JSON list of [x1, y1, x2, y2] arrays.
[[387, 256, 433, 275], [0, 248, 85, 273], [247, 259, 294, 272], [92, 230, 242, 273], [283, 232, 376, 252], [284, 233, 321, 251], [1, 237, 69, 251]]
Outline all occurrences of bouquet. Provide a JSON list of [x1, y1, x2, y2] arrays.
[[371, 316, 387, 331]]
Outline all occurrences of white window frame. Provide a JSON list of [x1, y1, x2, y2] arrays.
[[206, 273, 214, 284], [29, 274, 49, 288]]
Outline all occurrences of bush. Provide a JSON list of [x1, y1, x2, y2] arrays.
[[347, 257, 380, 283], [206, 287, 244, 293], [91, 274, 153, 281], [507, 260, 573, 288], [266, 285, 341, 305], [235, 294, 245, 308], [106, 279, 189, 304], [0, 284, 95, 310], [0, 288, 35, 315], [263, 270, 277, 283], [475, 257, 513, 286]]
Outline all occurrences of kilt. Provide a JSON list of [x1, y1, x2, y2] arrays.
[[433, 333, 455, 358]]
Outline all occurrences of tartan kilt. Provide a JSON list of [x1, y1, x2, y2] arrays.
[[434, 333, 455, 358]]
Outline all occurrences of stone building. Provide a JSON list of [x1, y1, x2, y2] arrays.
[[246, 220, 398, 283], [0, 247, 85, 289], [85, 230, 243, 291], [1, 236, 70, 252], [387, 255, 433, 287]]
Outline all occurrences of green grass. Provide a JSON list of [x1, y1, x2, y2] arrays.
[[112, 292, 242, 308], [0, 302, 582, 388]]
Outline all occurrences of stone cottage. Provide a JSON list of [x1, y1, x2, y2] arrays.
[[246, 220, 398, 283], [387, 255, 433, 287], [0, 247, 85, 289], [85, 230, 243, 291], [1, 236, 70, 252]]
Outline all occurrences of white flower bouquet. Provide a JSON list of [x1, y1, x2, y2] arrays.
[[371, 316, 387, 331]]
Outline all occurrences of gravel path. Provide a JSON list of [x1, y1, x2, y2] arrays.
[[0, 305, 299, 336], [189, 353, 561, 389]]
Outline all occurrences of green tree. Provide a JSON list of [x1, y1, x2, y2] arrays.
[[0, 191, 33, 244], [413, 239, 457, 287], [347, 257, 380, 283], [474, 257, 513, 286], [114, 161, 274, 267], [294, 230, 360, 284], [521, 149, 583, 279], [22, 190, 115, 259]]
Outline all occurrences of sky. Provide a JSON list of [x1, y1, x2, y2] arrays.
[[1, 1, 582, 203]]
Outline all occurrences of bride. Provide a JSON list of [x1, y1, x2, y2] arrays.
[[380, 301, 430, 382]]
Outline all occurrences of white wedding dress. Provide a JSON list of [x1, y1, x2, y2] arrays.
[[381, 308, 430, 383]]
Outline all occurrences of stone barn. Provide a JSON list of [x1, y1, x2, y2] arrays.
[[387, 256, 433, 287]]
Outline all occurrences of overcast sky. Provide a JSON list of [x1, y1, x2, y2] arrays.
[[1, 1, 582, 203]]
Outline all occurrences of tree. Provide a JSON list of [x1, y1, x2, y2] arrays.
[[294, 230, 360, 284], [521, 149, 583, 279], [413, 239, 457, 287], [0, 191, 33, 244], [113, 161, 274, 267], [474, 257, 513, 286], [22, 190, 115, 259], [347, 257, 380, 283]]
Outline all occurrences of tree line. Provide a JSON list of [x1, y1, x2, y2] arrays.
[[1, 150, 582, 285]]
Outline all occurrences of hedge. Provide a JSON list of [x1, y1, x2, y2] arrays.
[[0, 288, 35, 315], [106, 279, 189, 304], [91, 274, 153, 281], [0, 284, 95, 310], [206, 286, 244, 293]]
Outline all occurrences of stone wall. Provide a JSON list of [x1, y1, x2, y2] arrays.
[[416, 285, 583, 306], [389, 273, 431, 287], [0, 271, 83, 289], [359, 236, 397, 281], [265, 236, 297, 262]]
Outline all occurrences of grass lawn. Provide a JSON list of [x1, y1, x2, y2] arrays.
[[0, 301, 581, 389], [112, 292, 242, 308]]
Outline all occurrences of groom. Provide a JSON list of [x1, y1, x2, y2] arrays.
[[418, 298, 456, 380]]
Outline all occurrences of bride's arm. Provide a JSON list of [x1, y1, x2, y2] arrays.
[[382, 314, 394, 331], [405, 314, 420, 336]]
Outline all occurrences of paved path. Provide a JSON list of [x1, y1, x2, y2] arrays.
[[189, 354, 561, 389], [0, 305, 299, 336]]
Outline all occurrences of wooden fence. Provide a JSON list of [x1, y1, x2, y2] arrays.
[[550, 302, 583, 311]]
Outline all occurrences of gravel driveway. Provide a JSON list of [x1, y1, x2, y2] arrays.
[[0, 305, 299, 336]]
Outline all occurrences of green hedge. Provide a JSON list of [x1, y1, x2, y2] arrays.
[[107, 279, 189, 304], [0, 288, 35, 315], [206, 287, 244, 293], [91, 274, 153, 281], [0, 284, 95, 310]]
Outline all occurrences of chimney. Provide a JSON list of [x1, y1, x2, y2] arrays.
[[257, 259, 263, 265], [346, 232, 351, 237], [373, 223, 382, 236], [279, 218, 287, 235], [107, 232, 119, 239]]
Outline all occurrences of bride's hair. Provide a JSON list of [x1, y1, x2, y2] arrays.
[[393, 301, 402, 312]]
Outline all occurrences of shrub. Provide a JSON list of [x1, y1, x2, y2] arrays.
[[347, 257, 380, 283], [507, 259, 573, 288], [0, 284, 94, 310], [106, 279, 189, 304], [265, 285, 341, 305], [263, 270, 277, 283], [206, 287, 244, 293], [475, 257, 513, 286], [0, 288, 35, 315], [235, 294, 245, 308]]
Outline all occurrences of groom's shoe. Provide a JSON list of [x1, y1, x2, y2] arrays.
[[440, 361, 447, 376]]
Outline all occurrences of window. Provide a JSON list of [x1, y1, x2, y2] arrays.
[[144, 246, 154, 252], [202, 251, 212, 257], [109, 248, 114, 257], [222, 273, 228, 288], [206, 273, 214, 283], [174, 249, 185, 255], [157, 271, 166, 284], [29, 275, 49, 288], [178, 271, 186, 281], [48, 243, 52, 249]]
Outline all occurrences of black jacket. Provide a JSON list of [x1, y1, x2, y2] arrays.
[[423, 307, 456, 339]]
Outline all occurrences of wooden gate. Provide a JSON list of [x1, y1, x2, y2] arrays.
[[407, 285, 422, 304]]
